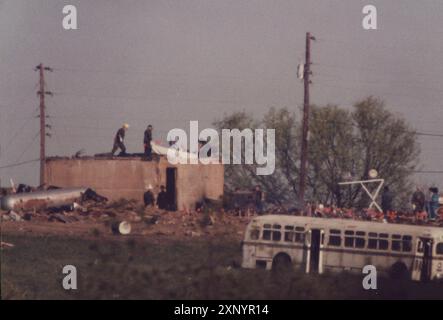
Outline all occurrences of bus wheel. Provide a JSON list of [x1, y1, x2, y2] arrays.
[[272, 253, 292, 273], [389, 262, 408, 280]]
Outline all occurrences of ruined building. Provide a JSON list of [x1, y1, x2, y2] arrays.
[[44, 154, 224, 211]]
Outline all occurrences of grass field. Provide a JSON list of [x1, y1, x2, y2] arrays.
[[1, 233, 442, 300]]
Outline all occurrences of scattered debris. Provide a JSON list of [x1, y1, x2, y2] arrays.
[[185, 230, 202, 237], [73, 149, 85, 158], [9, 211, 22, 222], [0, 187, 88, 211], [49, 213, 71, 223], [73, 202, 87, 212], [16, 183, 33, 193], [144, 214, 160, 225], [0, 242, 14, 249], [81, 188, 108, 203], [111, 220, 132, 235]]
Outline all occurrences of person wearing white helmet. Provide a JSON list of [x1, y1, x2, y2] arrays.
[[111, 123, 129, 156]]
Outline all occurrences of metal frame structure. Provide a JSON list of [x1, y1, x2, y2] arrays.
[[338, 179, 385, 212]]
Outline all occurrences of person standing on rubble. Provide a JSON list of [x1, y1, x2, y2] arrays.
[[143, 185, 155, 208], [144, 124, 153, 160], [111, 123, 129, 156], [157, 185, 168, 210]]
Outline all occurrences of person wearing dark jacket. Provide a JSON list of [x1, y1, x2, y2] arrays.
[[157, 185, 168, 210], [253, 185, 264, 214], [143, 125, 153, 160], [143, 185, 155, 208], [381, 186, 393, 221], [411, 187, 425, 213], [111, 124, 129, 156]]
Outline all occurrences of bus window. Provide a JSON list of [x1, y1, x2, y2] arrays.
[[393, 235, 412, 252], [262, 224, 281, 241], [284, 226, 294, 242], [437, 243, 443, 255], [392, 234, 402, 251], [295, 227, 305, 243], [368, 233, 378, 249], [250, 228, 260, 240], [345, 230, 366, 248], [344, 230, 355, 247], [263, 229, 272, 240], [402, 236, 412, 252], [368, 233, 389, 250], [273, 228, 282, 241], [329, 229, 341, 246], [355, 231, 366, 248], [379, 233, 389, 250], [284, 226, 304, 243]]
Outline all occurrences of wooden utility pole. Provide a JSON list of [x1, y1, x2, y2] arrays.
[[298, 32, 315, 207], [35, 63, 52, 186]]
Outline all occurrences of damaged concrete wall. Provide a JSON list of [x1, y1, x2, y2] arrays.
[[44, 157, 224, 211]]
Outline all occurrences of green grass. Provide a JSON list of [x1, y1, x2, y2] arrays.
[[1, 233, 442, 299]]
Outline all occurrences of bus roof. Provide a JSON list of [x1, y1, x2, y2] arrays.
[[250, 215, 443, 238]]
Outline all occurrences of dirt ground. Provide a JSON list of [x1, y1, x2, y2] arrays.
[[0, 212, 249, 240], [1, 201, 443, 300]]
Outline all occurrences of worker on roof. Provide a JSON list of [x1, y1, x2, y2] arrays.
[[111, 123, 129, 156], [143, 124, 153, 160]]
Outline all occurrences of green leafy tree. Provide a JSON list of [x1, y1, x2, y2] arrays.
[[308, 105, 358, 207], [215, 97, 420, 210], [213, 108, 299, 205], [350, 97, 419, 209]]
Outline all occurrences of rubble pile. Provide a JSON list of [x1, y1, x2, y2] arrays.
[[0, 192, 252, 239], [2, 187, 441, 239]]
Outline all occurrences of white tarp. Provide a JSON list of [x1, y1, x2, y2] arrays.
[[151, 142, 198, 163], [151, 142, 219, 164]]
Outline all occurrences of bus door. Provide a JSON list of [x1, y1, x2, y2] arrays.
[[421, 238, 433, 281], [412, 238, 433, 281], [305, 229, 325, 274]]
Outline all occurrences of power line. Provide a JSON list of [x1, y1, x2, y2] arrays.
[[415, 131, 443, 138], [317, 73, 443, 97], [2, 115, 35, 153], [53, 91, 248, 105], [413, 170, 443, 174], [53, 67, 292, 82], [15, 132, 39, 163], [0, 159, 39, 170]]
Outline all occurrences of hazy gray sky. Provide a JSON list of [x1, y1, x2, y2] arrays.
[[1, 0, 442, 186]]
